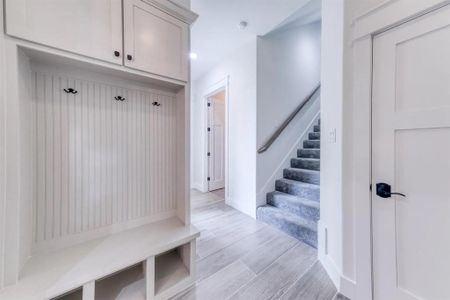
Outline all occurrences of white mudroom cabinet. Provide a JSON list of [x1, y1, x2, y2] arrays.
[[5, 0, 124, 65], [124, 0, 189, 81], [0, 0, 198, 299], [5, 0, 193, 81]]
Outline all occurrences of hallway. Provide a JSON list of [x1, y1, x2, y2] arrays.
[[173, 190, 343, 300]]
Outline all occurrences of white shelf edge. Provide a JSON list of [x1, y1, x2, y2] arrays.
[[7, 37, 188, 90]]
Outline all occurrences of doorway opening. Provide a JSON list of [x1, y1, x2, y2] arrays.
[[206, 88, 226, 197]]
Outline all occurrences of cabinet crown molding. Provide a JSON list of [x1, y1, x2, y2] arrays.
[[143, 0, 199, 24]]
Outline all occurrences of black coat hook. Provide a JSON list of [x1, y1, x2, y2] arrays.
[[152, 101, 161, 106], [64, 88, 78, 94], [115, 96, 126, 101]]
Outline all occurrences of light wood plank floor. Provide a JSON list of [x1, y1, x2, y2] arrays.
[[172, 189, 346, 300]]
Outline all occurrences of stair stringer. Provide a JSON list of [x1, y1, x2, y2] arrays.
[[256, 110, 321, 209]]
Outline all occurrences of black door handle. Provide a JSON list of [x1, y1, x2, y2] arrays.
[[376, 183, 406, 198]]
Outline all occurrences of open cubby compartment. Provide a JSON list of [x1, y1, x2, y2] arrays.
[[0, 44, 197, 300], [50, 288, 83, 300], [95, 263, 146, 300], [153, 240, 196, 299]]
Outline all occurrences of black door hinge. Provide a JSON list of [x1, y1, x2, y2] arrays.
[[207, 177, 210, 181], [370, 184, 372, 192], [207, 127, 211, 132], [207, 152, 211, 157], [207, 102, 211, 107]]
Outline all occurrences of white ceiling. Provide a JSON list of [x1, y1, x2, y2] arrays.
[[190, 0, 316, 80]]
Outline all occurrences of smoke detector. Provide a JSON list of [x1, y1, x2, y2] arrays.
[[238, 21, 248, 30]]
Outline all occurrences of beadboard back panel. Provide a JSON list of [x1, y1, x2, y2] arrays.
[[33, 70, 178, 251]]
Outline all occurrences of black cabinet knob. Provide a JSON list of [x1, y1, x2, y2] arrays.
[[127, 54, 133, 61], [114, 51, 120, 57]]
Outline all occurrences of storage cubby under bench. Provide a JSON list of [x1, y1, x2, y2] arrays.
[[1, 217, 198, 300]]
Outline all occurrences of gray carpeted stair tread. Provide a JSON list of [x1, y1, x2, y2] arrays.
[[298, 148, 320, 159], [303, 140, 320, 149], [257, 205, 318, 248], [267, 191, 320, 221], [313, 125, 320, 132], [275, 178, 320, 201], [309, 132, 320, 140], [291, 157, 320, 171], [283, 168, 320, 185]]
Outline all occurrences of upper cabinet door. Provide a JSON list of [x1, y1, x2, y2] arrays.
[[124, 0, 189, 81], [5, 0, 123, 64]]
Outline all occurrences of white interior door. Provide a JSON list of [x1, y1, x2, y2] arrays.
[[372, 5, 450, 300], [208, 91, 225, 191]]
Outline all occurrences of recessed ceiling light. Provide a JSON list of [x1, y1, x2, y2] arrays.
[[239, 21, 248, 30], [189, 52, 198, 60]]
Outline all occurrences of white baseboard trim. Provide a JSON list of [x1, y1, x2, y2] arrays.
[[226, 197, 255, 219], [340, 275, 356, 299], [319, 254, 355, 299], [319, 252, 341, 290], [191, 182, 205, 192], [318, 219, 356, 299]]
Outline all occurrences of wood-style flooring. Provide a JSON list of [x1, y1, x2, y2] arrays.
[[172, 189, 347, 300]]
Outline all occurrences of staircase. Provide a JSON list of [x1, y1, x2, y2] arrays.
[[257, 119, 320, 248]]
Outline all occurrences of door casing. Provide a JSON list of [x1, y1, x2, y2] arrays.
[[206, 90, 226, 191], [201, 77, 229, 199]]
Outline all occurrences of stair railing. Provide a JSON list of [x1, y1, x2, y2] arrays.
[[257, 83, 321, 154]]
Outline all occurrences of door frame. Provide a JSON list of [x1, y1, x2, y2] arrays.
[[201, 77, 229, 198], [351, 1, 450, 299]]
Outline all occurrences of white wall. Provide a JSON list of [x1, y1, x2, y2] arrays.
[[191, 11, 322, 218], [191, 39, 257, 217], [319, 0, 344, 291], [320, 0, 388, 298], [256, 21, 321, 207], [0, 0, 6, 290]]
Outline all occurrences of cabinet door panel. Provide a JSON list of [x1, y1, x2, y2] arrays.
[[124, 0, 189, 81], [5, 0, 123, 64]]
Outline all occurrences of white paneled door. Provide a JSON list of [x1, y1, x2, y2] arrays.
[[372, 5, 450, 300], [207, 92, 225, 191]]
